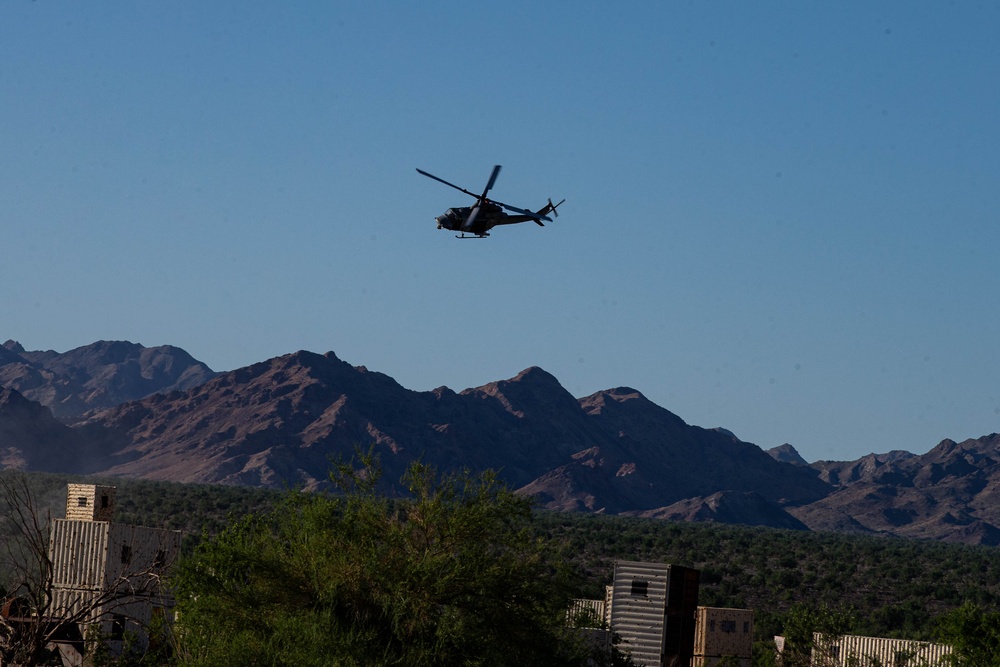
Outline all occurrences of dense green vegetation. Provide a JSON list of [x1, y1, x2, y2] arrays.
[[538, 511, 1000, 642], [171, 458, 615, 666], [6, 470, 1000, 664]]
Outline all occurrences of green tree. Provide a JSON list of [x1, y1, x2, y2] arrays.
[[778, 603, 855, 667], [171, 455, 600, 666], [935, 602, 1000, 667]]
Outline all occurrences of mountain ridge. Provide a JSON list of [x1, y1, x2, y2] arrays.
[[2, 340, 999, 544], [0, 339, 217, 420]]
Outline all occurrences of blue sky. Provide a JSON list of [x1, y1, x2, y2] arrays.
[[2, 3, 998, 463]]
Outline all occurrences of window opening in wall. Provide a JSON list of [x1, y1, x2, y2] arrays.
[[721, 620, 736, 633], [111, 614, 126, 641], [77, 497, 88, 507], [630, 579, 648, 597], [101, 494, 109, 508], [120, 544, 132, 565]]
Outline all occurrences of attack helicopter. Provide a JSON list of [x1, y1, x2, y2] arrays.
[[416, 165, 564, 238]]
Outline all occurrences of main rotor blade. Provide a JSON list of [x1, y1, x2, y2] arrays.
[[481, 165, 501, 198], [462, 204, 481, 231], [416, 169, 478, 198]]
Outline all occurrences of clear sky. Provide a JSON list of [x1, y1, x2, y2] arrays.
[[2, 3, 998, 463]]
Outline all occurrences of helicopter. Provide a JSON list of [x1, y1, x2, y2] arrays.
[[417, 164, 564, 238]]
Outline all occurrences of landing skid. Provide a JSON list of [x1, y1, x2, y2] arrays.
[[456, 232, 489, 239]]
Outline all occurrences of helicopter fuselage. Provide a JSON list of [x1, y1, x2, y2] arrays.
[[435, 202, 506, 237]]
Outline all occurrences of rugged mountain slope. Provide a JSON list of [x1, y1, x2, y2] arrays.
[[72, 351, 830, 515], [623, 490, 810, 530], [75, 353, 604, 489], [789, 435, 1000, 545], [519, 387, 830, 513], [0, 340, 216, 420], [0, 387, 88, 472], [6, 339, 1000, 545]]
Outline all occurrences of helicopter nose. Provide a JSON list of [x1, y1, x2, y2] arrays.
[[436, 212, 458, 230]]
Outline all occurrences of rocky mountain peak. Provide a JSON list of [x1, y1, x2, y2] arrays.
[[466, 366, 580, 418], [0, 345, 24, 366], [768, 443, 809, 466], [578, 387, 687, 431]]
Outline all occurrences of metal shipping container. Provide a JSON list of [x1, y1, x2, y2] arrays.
[[50, 519, 182, 593], [609, 561, 672, 666], [812, 633, 952, 667], [694, 607, 754, 658], [608, 561, 700, 667]]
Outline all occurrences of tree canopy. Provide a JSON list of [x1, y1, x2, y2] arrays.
[[171, 456, 600, 666], [935, 602, 1000, 667]]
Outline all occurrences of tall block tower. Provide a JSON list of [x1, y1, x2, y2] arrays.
[[64, 483, 117, 522]]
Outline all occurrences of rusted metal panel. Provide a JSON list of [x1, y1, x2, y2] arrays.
[[812, 633, 952, 667], [65, 484, 116, 522], [694, 607, 754, 658]]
